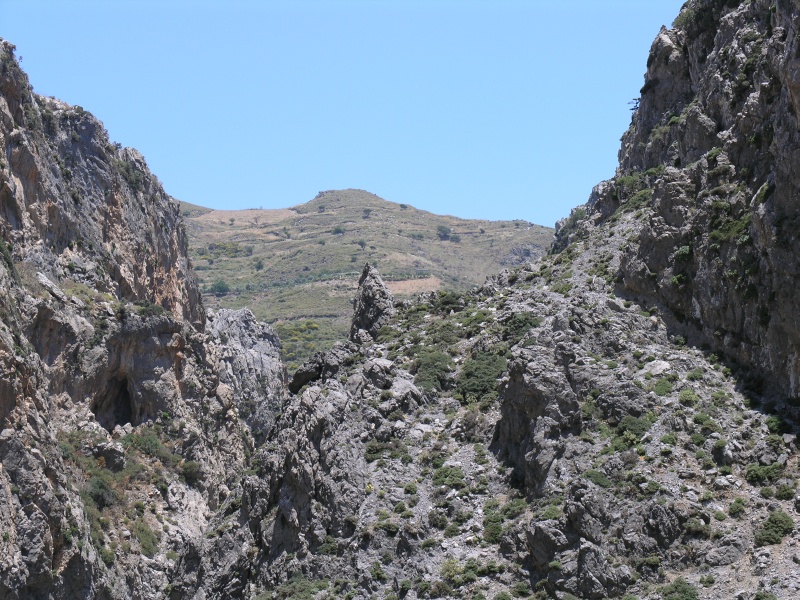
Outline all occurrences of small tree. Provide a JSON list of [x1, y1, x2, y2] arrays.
[[210, 279, 230, 296], [437, 225, 450, 240]]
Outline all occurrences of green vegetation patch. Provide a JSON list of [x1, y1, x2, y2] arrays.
[[412, 349, 454, 392], [755, 510, 794, 546], [432, 465, 466, 490], [456, 352, 507, 402], [745, 462, 784, 485], [659, 577, 699, 600], [584, 469, 613, 488], [502, 312, 543, 343]]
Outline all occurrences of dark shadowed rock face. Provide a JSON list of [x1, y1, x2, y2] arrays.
[[349, 263, 395, 342]]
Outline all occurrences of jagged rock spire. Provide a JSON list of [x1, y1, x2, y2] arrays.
[[349, 263, 395, 343]]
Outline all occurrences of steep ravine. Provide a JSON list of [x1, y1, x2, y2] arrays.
[[3, 1, 800, 599]]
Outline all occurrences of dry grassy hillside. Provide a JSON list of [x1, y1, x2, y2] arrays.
[[181, 189, 553, 368]]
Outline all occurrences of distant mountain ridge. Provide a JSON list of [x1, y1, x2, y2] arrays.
[[180, 188, 553, 368]]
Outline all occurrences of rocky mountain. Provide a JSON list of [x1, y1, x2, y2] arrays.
[[0, 38, 285, 598], [2, 0, 800, 599], [179, 190, 553, 370]]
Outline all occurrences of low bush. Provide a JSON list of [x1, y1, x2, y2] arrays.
[[412, 349, 454, 392], [653, 378, 674, 396], [456, 352, 507, 402], [584, 469, 613, 488], [502, 312, 542, 343], [755, 510, 794, 546], [746, 462, 784, 484], [679, 389, 699, 406], [132, 519, 159, 558], [659, 577, 698, 600], [432, 465, 466, 490]]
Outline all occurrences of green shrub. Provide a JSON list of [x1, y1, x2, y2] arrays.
[[378, 521, 400, 536], [679, 389, 699, 406], [729, 498, 747, 518], [99, 546, 115, 566], [653, 378, 673, 396], [584, 469, 613, 488], [483, 519, 503, 543], [132, 519, 159, 557], [746, 462, 784, 484], [659, 577, 698, 600], [267, 576, 329, 600], [428, 510, 448, 530], [755, 510, 794, 546], [766, 415, 789, 434], [690, 432, 706, 446], [432, 465, 466, 490], [540, 504, 562, 520], [134, 301, 165, 318], [661, 433, 677, 446], [502, 312, 542, 343], [115, 159, 144, 192], [433, 290, 463, 313], [209, 279, 230, 296], [365, 438, 409, 463], [686, 368, 704, 381], [457, 352, 507, 402], [776, 484, 795, 500], [624, 189, 653, 213], [502, 498, 527, 520], [618, 415, 651, 438], [181, 460, 203, 486], [413, 349, 454, 392], [510, 581, 531, 597], [86, 472, 119, 509], [684, 518, 710, 538], [420, 538, 438, 550], [370, 561, 387, 582], [317, 535, 337, 555], [123, 429, 177, 465]]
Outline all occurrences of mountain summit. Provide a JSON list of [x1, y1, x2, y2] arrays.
[[181, 188, 552, 368]]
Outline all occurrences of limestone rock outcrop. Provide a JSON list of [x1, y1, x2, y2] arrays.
[[349, 263, 395, 342], [0, 40, 285, 599]]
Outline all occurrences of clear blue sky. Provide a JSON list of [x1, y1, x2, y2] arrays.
[[1, 0, 684, 227]]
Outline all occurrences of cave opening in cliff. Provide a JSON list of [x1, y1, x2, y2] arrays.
[[92, 377, 134, 432]]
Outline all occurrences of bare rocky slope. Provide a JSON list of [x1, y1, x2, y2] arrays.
[[2, 1, 800, 599]]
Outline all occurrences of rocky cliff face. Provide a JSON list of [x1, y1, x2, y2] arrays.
[[5, 1, 800, 598], [557, 0, 800, 402], [0, 40, 285, 599]]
